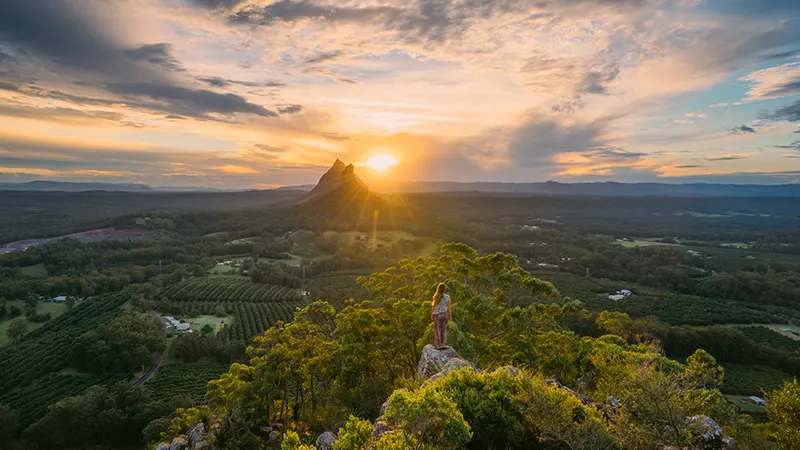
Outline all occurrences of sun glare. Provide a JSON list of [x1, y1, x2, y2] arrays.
[[364, 153, 398, 172]]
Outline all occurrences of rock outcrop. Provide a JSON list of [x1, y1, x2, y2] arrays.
[[416, 345, 476, 380], [315, 431, 337, 450], [154, 423, 207, 450]]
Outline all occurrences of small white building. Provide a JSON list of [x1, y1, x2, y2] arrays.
[[608, 294, 625, 301], [52, 296, 67, 302], [748, 396, 766, 406], [176, 323, 191, 332], [619, 289, 632, 297]]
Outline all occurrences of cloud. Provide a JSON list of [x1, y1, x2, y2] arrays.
[[761, 100, 800, 122], [674, 164, 707, 168], [730, 124, 757, 134], [674, 119, 694, 125], [685, 113, 707, 118], [306, 50, 345, 64], [198, 77, 285, 88], [0, 0, 164, 80], [105, 82, 278, 118], [278, 104, 303, 114], [773, 140, 800, 151], [186, 0, 246, 10], [706, 153, 754, 161], [123, 43, 183, 72], [740, 62, 800, 100]]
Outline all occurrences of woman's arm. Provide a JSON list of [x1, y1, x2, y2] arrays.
[[447, 299, 452, 321]]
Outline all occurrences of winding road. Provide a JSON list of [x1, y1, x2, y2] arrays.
[[134, 311, 168, 386]]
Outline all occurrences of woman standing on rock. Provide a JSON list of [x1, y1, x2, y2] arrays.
[[431, 283, 451, 348]]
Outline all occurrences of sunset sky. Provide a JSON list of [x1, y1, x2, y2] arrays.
[[0, 0, 798, 189]]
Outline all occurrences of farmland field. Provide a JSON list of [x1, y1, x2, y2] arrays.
[[259, 253, 303, 267], [721, 363, 793, 396], [146, 363, 228, 403], [161, 277, 303, 304], [732, 323, 800, 341]]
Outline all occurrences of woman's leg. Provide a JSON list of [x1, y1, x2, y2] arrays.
[[440, 316, 448, 346], [433, 315, 440, 348]]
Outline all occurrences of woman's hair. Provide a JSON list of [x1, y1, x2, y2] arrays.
[[432, 283, 446, 306]]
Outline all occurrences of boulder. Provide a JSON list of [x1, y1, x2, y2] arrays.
[[170, 437, 188, 450], [156, 444, 170, 450], [269, 430, 281, 442], [315, 431, 337, 450], [686, 415, 739, 450], [416, 345, 464, 380], [187, 423, 206, 449]]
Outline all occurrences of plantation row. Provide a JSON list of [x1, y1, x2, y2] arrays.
[[721, 363, 793, 396], [738, 326, 800, 353], [161, 277, 302, 304], [145, 363, 228, 403], [174, 300, 303, 342], [0, 372, 130, 427], [0, 292, 129, 395]]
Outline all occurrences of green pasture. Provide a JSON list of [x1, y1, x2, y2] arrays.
[[184, 315, 233, 333], [0, 300, 69, 346], [19, 263, 48, 277], [724, 395, 767, 414]]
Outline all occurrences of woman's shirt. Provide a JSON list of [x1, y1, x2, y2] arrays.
[[433, 294, 450, 315]]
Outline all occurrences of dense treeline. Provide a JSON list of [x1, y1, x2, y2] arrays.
[[72, 313, 166, 373]]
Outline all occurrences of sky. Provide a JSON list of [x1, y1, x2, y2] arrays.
[[0, 0, 798, 189]]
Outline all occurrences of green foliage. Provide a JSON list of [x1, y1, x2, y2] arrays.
[[282, 430, 316, 450], [21, 382, 167, 448], [6, 318, 27, 343], [333, 416, 374, 450], [0, 372, 129, 428], [383, 386, 472, 450], [72, 312, 166, 373], [766, 379, 800, 449], [0, 403, 19, 444], [595, 311, 630, 337]]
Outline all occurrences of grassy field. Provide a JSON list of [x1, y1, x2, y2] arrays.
[[323, 230, 417, 246], [616, 239, 675, 248], [18, 263, 47, 277], [259, 253, 303, 267], [0, 301, 69, 346], [208, 264, 240, 275], [724, 395, 768, 414], [184, 315, 233, 333]]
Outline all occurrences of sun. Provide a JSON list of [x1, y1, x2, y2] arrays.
[[364, 153, 398, 172]]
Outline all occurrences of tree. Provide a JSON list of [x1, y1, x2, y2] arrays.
[[7, 305, 21, 318], [72, 313, 166, 373], [0, 404, 19, 444], [766, 379, 800, 449], [595, 311, 631, 337], [23, 294, 37, 309], [0, 300, 6, 319], [201, 324, 214, 334], [6, 318, 28, 343], [333, 416, 374, 450], [66, 296, 75, 309], [382, 386, 472, 450]]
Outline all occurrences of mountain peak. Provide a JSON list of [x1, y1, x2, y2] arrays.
[[303, 160, 369, 203]]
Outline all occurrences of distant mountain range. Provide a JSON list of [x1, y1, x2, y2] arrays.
[[1, 179, 798, 197], [0, 181, 157, 192]]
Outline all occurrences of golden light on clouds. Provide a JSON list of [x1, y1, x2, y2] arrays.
[[214, 164, 261, 175]]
